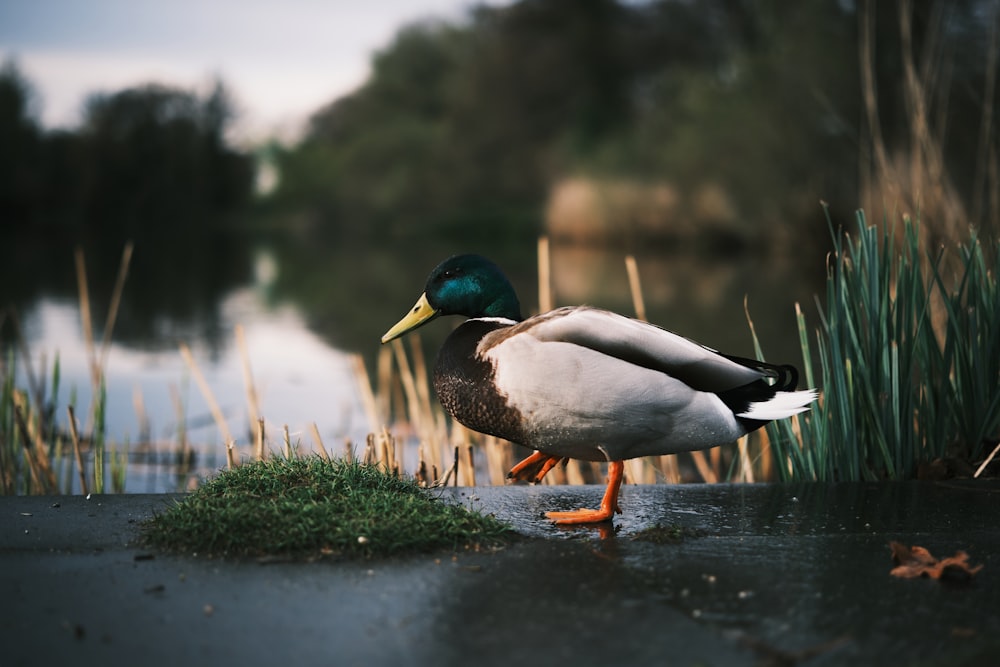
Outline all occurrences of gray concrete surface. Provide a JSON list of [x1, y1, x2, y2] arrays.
[[3, 481, 999, 666]]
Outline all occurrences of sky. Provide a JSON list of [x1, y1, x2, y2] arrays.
[[0, 0, 495, 143]]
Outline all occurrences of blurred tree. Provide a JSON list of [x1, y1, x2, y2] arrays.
[[78, 79, 254, 240], [0, 58, 43, 224], [261, 0, 1000, 245]]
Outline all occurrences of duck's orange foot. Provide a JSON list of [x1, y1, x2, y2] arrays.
[[545, 505, 620, 524], [507, 451, 564, 483], [545, 461, 625, 525]]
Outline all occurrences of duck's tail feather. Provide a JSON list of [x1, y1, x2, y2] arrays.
[[736, 389, 818, 421], [721, 354, 800, 391]]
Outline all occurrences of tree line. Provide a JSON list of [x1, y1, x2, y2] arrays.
[[1, 61, 255, 243], [3, 0, 997, 251], [265, 0, 998, 246]]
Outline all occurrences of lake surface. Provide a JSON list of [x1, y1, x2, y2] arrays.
[[7, 233, 827, 492]]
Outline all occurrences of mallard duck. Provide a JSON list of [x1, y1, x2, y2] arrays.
[[382, 254, 817, 524]]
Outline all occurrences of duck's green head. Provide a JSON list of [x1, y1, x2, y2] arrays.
[[381, 254, 522, 344]]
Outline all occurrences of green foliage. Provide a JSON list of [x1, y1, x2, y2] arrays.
[[761, 209, 1000, 481], [265, 0, 998, 245], [141, 457, 513, 559]]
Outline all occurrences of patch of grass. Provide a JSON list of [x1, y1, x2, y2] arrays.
[[140, 456, 515, 559]]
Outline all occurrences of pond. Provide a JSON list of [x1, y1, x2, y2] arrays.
[[6, 230, 827, 492]]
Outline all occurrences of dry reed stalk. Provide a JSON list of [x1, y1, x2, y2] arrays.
[[756, 428, 774, 481], [14, 394, 58, 491], [415, 457, 429, 486], [343, 439, 354, 463], [464, 445, 476, 487], [546, 459, 568, 485], [255, 418, 265, 461], [710, 446, 722, 480], [408, 336, 431, 411], [737, 435, 755, 483], [234, 324, 261, 436], [73, 248, 100, 390], [688, 450, 718, 484], [363, 433, 375, 464], [97, 241, 133, 374], [283, 424, 292, 459], [6, 309, 44, 422], [434, 410, 454, 484], [131, 385, 150, 444], [178, 342, 234, 447], [624, 255, 647, 322], [389, 340, 420, 415], [351, 353, 381, 434], [451, 446, 460, 487], [168, 382, 191, 469], [225, 440, 236, 469], [564, 459, 586, 485], [625, 458, 652, 485], [450, 425, 468, 485], [659, 455, 682, 484], [67, 405, 89, 496], [483, 435, 509, 485], [974, 440, 1000, 479], [374, 347, 393, 428], [537, 236, 552, 312], [309, 422, 330, 461], [13, 409, 45, 492]]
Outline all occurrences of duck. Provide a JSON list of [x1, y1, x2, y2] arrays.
[[381, 254, 817, 524]]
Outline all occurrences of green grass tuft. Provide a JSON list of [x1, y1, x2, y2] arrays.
[[140, 456, 514, 559]]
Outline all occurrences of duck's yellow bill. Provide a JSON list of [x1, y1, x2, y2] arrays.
[[381, 293, 439, 343]]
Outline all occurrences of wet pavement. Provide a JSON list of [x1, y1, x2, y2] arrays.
[[3, 481, 999, 666]]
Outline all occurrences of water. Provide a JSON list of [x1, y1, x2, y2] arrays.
[[7, 234, 826, 492], [14, 265, 370, 492]]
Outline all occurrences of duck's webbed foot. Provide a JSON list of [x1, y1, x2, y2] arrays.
[[507, 451, 565, 483], [545, 461, 624, 525]]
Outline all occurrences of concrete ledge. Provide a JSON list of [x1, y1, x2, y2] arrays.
[[3, 482, 999, 666]]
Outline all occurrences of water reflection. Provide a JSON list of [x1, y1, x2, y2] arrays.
[[17, 284, 368, 492]]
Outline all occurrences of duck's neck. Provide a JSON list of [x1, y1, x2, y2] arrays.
[[480, 290, 523, 322]]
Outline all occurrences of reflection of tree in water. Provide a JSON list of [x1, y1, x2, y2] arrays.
[[0, 64, 255, 353]]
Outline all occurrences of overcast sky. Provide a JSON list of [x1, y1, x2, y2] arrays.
[[0, 0, 496, 142]]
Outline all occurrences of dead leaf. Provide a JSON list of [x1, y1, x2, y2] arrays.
[[889, 541, 983, 582]]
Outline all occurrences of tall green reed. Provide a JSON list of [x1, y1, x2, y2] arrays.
[[760, 208, 999, 481]]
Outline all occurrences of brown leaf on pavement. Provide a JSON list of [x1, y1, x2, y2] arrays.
[[889, 541, 983, 582]]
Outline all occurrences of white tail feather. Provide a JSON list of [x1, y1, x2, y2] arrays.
[[737, 389, 818, 421]]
